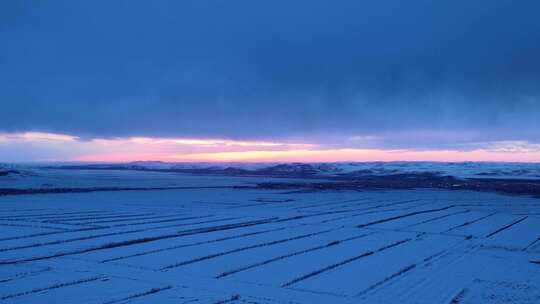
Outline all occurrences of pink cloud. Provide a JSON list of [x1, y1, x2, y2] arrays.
[[76, 148, 540, 163], [2, 131, 540, 162]]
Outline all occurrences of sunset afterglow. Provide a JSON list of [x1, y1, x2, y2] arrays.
[[2, 132, 539, 163]]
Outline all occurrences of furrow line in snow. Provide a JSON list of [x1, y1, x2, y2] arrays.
[[275, 204, 417, 224], [0, 216, 239, 252], [0, 267, 52, 283], [319, 199, 423, 216], [7, 213, 126, 223], [0, 227, 109, 242], [445, 212, 497, 232], [321, 208, 406, 224], [101, 286, 173, 304], [0, 210, 109, 220], [160, 227, 340, 270], [0, 276, 104, 300], [448, 288, 468, 304], [224, 199, 298, 209], [325, 199, 386, 211], [0, 208, 46, 213], [0, 222, 68, 230], [524, 237, 540, 251], [0, 216, 224, 247], [356, 205, 456, 228], [281, 251, 374, 288], [109, 215, 213, 227], [213, 294, 242, 304], [356, 263, 417, 297], [74, 214, 181, 225], [485, 216, 528, 238], [0, 218, 277, 265], [292, 198, 376, 211], [102, 226, 289, 263], [216, 232, 374, 279], [43, 213, 156, 223], [18, 211, 126, 221], [281, 238, 412, 287], [406, 210, 471, 228]]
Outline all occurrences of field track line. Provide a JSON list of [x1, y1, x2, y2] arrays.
[[357, 205, 456, 228], [102, 226, 290, 263], [0, 276, 104, 300], [448, 288, 468, 304], [0, 267, 52, 283], [216, 232, 375, 278], [0, 216, 228, 252], [101, 286, 172, 304], [0, 218, 277, 265], [160, 227, 340, 270], [281, 238, 411, 287], [445, 212, 497, 232], [356, 263, 416, 296], [485, 216, 528, 238], [406, 210, 470, 228]]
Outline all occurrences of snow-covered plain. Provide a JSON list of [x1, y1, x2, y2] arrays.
[[1, 165, 540, 303], [4, 161, 540, 181]]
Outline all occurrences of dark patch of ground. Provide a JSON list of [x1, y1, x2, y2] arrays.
[[9, 166, 540, 199], [0, 170, 20, 177], [0, 186, 235, 197], [44, 164, 326, 178], [256, 173, 540, 198]]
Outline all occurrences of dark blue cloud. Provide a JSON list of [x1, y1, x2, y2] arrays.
[[1, 0, 540, 145]]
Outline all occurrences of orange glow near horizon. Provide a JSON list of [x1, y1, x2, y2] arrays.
[[2, 131, 540, 163], [75, 148, 540, 163]]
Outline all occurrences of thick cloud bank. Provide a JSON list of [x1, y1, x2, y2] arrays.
[[1, 1, 540, 148]]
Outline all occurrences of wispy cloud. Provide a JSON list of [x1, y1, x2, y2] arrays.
[[485, 141, 540, 153], [91, 137, 310, 148], [0, 132, 79, 143], [2, 131, 540, 162]]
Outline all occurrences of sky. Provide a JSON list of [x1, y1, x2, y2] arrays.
[[1, 1, 540, 162]]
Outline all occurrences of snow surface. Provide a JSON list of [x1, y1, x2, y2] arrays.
[[26, 161, 540, 179], [0, 168, 539, 303]]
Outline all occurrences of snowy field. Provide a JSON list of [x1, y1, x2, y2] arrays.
[[1, 169, 540, 303]]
